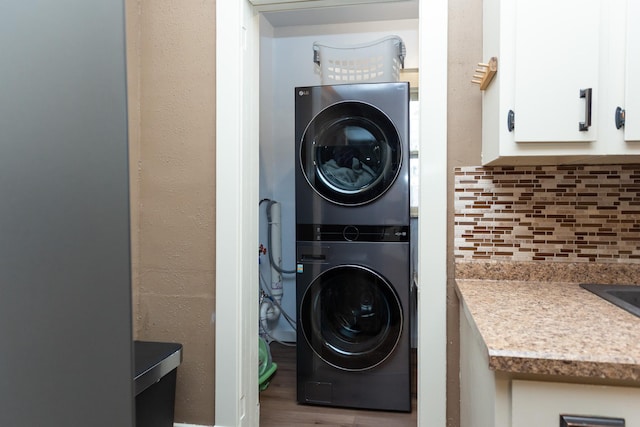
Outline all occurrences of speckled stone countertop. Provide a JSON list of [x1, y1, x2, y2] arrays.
[[455, 262, 640, 383]]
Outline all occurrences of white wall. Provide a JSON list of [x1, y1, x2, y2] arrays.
[[258, 18, 419, 340]]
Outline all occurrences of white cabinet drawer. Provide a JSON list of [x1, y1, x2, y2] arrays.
[[512, 380, 640, 427]]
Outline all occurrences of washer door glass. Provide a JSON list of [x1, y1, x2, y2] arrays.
[[300, 101, 402, 206], [300, 265, 403, 371]]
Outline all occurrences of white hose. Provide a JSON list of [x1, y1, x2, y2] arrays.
[[269, 201, 284, 309], [260, 299, 281, 324], [258, 198, 297, 346], [260, 270, 296, 329]]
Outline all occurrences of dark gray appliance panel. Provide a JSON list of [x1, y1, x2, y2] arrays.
[[0, 1, 134, 425]]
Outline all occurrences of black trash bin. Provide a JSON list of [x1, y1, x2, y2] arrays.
[[134, 341, 183, 427]]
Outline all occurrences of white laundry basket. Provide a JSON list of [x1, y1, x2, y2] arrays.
[[313, 35, 405, 84]]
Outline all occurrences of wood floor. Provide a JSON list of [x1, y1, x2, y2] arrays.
[[259, 343, 417, 427]]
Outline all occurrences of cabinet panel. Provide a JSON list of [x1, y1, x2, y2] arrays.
[[512, 380, 640, 427], [514, 0, 600, 143], [625, 0, 640, 141], [482, 0, 640, 164], [459, 307, 510, 427]]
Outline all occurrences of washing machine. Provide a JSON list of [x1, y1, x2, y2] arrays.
[[295, 82, 410, 226], [295, 231, 411, 412]]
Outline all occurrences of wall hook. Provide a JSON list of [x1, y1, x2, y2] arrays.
[[471, 57, 497, 90]]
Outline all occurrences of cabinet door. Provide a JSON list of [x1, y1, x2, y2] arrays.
[[514, 0, 600, 142], [512, 380, 640, 427], [625, 0, 640, 142]]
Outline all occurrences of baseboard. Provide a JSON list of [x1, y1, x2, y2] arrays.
[[174, 424, 213, 427]]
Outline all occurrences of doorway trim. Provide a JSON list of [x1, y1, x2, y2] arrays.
[[214, 2, 260, 426], [215, 1, 448, 426]]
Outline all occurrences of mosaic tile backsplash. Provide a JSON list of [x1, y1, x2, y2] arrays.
[[454, 165, 640, 263]]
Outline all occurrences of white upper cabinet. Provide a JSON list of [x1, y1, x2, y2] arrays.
[[624, 0, 640, 142], [514, 0, 599, 143], [482, 0, 640, 165]]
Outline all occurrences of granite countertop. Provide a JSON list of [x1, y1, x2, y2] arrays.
[[456, 277, 640, 382]]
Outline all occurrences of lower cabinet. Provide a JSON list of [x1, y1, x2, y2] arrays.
[[460, 308, 640, 427], [512, 381, 640, 427]]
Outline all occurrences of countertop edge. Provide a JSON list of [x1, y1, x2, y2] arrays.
[[487, 353, 640, 382]]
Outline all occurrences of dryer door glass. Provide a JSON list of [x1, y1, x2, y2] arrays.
[[300, 265, 403, 371], [300, 101, 402, 206]]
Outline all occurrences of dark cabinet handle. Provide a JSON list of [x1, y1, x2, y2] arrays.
[[615, 106, 626, 129], [560, 414, 625, 426], [579, 88, 592, 131], [507, 109, 515, 132]]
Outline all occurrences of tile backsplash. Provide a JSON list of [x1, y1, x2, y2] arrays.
[[454, 165, 640, 263]]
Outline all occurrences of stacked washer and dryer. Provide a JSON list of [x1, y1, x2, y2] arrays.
[[294, 82, 411, 412]]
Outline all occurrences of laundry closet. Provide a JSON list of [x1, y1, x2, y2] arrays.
[[256, 2, 419, 415], [257, 6, 418, 344]]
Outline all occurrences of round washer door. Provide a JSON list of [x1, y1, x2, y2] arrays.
[[300, 264, 403, 371], [300, 101, 402, 206]]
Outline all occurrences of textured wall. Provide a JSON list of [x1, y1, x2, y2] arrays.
[[447, 1, 483, 426], [126, 0, 216, 424], [455, 165, 640, 263]]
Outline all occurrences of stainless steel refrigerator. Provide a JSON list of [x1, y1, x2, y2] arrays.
[[0, 1, 134, 425]]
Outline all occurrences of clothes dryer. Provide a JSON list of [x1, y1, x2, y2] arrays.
[[295, 230, 411, 412], [295, 82, 410, 226]]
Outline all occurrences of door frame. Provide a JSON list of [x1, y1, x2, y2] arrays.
[[215, 1, 448, 426]]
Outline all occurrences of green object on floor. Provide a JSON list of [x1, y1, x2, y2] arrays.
[[259, 337, 278, 391]]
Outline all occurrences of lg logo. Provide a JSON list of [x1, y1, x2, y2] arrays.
[[298, 90, 309, 96]]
